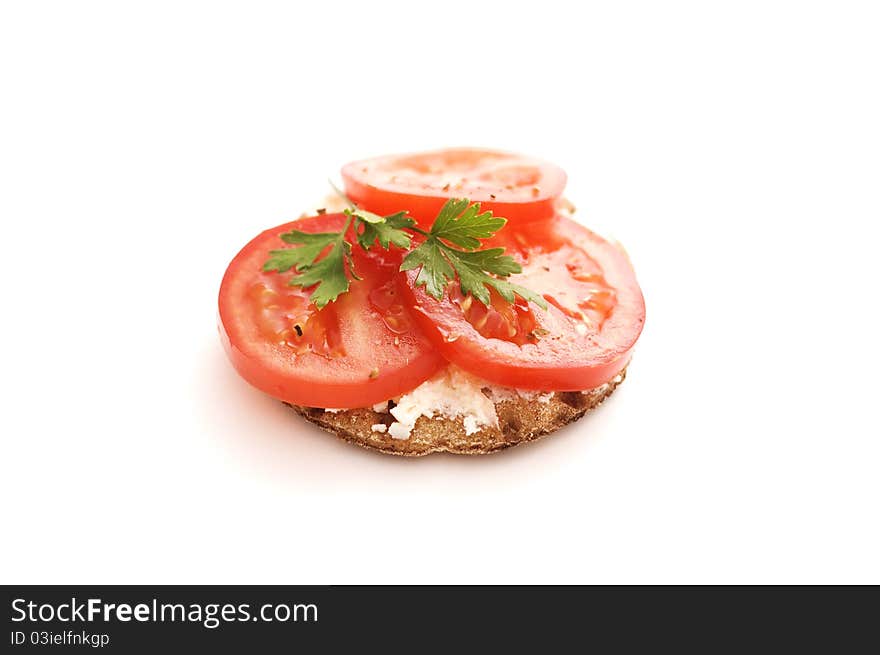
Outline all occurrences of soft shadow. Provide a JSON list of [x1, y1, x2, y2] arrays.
[[194, 343, 620, 494]]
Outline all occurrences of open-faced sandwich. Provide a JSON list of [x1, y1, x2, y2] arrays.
[[218, 148, 645, 456]]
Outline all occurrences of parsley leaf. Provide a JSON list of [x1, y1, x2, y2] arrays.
[[429, 198, 507, 249], [357, 211, 415, 250], [344, 206, 386, 225], [399, 239, 453, 300], [288, 239, 354, 308], [263, 230, 339, 272], [400, 199, 548, 309], [263, 219, 355, 308]]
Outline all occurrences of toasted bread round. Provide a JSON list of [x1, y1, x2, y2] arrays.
[[288, 368, 626, 456]]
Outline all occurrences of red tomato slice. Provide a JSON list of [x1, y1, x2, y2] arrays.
[[399, 215, 645, 391], [219, 213, 443, 408], [341, 148, 567, 226]]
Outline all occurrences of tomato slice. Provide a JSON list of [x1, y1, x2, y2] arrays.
[[398, 215, 645, 390], [218, 213, 443, 408], [341, 148, 567, 226]]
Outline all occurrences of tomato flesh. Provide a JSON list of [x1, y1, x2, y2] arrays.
[[399, 215, 645, 391], [218, 214, 443, 408], [341, 148, 567, 226]]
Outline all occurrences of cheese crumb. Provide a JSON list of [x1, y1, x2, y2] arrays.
[[388, 422, 412, 440], [370, 423, 388, 433]]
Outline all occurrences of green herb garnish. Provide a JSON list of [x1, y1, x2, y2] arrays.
[[263, 191, 546, 310], [262, 217, 358, 308], [356, 211, 414, 250], [401, 199, 546, 308]]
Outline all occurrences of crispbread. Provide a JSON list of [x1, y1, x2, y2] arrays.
[[288, 368, 626, 456]]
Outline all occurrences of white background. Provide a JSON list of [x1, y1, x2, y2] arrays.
[[1, 1, 878, 584]]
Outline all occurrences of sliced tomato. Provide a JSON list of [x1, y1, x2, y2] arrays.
[[399, 215, 645, 391], [341, 148, 567, 226], [218, 213, 443, 408]]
